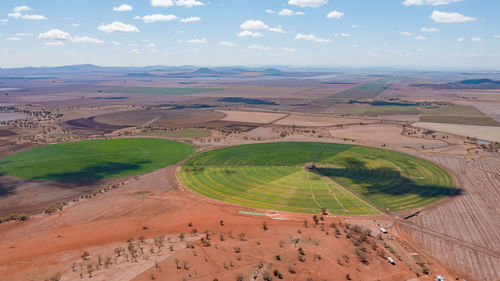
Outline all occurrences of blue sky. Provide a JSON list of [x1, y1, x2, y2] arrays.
[[0, 0, 499, 68]]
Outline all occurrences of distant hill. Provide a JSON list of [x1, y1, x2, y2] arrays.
[[125, 72, 158, 77], [193, 68, 219, 74], [413, 79, 500, 89]]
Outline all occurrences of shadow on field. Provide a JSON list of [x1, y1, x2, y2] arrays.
[[38, 161, 152, 185], [314, 158, 462, 199]]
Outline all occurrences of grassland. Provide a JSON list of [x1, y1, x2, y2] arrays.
[[419, 115, 500, 126], [139, 129, 210, 138], [333, 81, 390, 99], [180, 142, 455, 214], [331, 104, 484, 116], [99, 87, 221, 95], [0, 138, 194, 182]]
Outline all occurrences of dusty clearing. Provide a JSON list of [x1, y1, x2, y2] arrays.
[[218, 110, 287, 124], [412, 122, 500, 142], [329, 124, 445, 147]]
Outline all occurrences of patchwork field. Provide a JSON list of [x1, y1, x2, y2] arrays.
[[218, 110, 287, 124], [99, 87, 221, 95], [180, 142, 455, 214], [274, 114, 379, 127], [138, 129, 210, 138], [419, 115, 500, 126], [0, 138, 194, 182]]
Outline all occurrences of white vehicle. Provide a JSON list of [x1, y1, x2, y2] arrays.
[[387, 257, 395, 265], [436, 276, 445, 281], [379, 228, 388, 234]]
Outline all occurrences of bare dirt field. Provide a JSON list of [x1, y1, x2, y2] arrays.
[[329, 124, 446, 148], [412, 122, 500, 142], [274, 114, 379, 127], [218, 110, 288, 124]]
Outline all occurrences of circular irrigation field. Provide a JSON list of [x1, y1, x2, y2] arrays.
[[179, 142, 455, 214], [0, 138, 194, 182]]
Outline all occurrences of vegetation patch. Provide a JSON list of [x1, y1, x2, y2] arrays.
[[332, 81, 391, 99], [0, 138, 194, 182], [419, 115, 500, 126], [180, 142, 455, 214], [139, 129, 210, 138]]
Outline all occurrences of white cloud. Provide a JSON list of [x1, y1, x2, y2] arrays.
[[219, 41, 236, 47], [187, 38, 206, 43], [98, 22, 139, 32], [7, 37, 20, 41], [15, 33, 32, 37], [248, 44, 271, 51], [113, 4, 133, 12], [400, 31, 413, 36], [326, 11, 344, 19], [282, 47, 296, 52], [130, 48, 140, 54], [415, 35, 426, 40], [294, 33, 331, 43], [430, 10, 475, 23], [352, 24, 358, 28], [176, 0, 204, 7], [72, 36, 104, 43], [288, 0, 327, 8], [457, 37, 464, 42], [146, 43, 156, 47], [421, 27, 439, 32], [265, 9, 276, 14], [237, 30, 263, 37], [140, 14, 178, 23], [403, 0, 462, 6], [493, 35, 500, 39], [8, 12, 22, 19], [180, 16, 201, 23], [472, 37, 483, 42], [151, 0, 174, 7], [109, 41, 121, 45], [240, 20, 268, 30], [21, 14, 46, 20], [1, 19, 8, 23], [269, 26, 286, 33], [278, 9, 303, 16], [71, 23, 80, 27], [38, 29, 71, 41], [335, 33, 351, 37], [45, 41, 64, 46], [13, 5, 31, 12]]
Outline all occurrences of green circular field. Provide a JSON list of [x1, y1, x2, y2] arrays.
[[180, 142, 455, 214], [0, 138, 194, 182]]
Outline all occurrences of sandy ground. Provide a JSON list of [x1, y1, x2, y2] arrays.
[[329, 124, 446, 148], [218, 110, 288, 124], [274, 114, 379, 127], [412, 122, 500, 142]]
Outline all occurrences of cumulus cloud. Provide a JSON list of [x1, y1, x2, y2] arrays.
[[335, 33, 351, 37], [7, 37, 21, 41], [415, 35, 426, 40], [146, 43, 156, 47], [278, 9, 304, 16], [237, 30, 263, 37], [180, 16, 201, 23], [265, 9, 276, 14], [248, 44, 271, 51], [71, 23, 80, 27], [457, 37, 464, 42], [109, 41, 121, 45], [268, 26, 286, 33], [494, 35, 500, 39], [151, 0, 174, 7], [38, 29, 71, 41], [186, 38, 206, 43], [45, 41, 64, 46], [282, 47, 296, 52], [400, 31, 413, 36], [113, 4, 133, 12], [219, 41, 236, 47], [14, 5, 31, 12], [294, 33, 331, 43], [403, 0, 462, 6], [72, 36, 104, 43], [176, 0, 204, 7], [140, 14, 178, 22], [240, 20, 268, 30], [288, 0, 327, 8], [421, 27, 439, 32], [326, 11, 344, 19], [98, 22, 139, 33], [21, 14, 46, 20], [8, 5, 46, 20], [430, 10, 475, 23], [471, 37, 483, 42], [15, 32, 33, 37]]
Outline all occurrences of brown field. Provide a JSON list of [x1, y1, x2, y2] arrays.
[[412, 122, 500, 142], [218, 110, 288, 124], [274, 114, 379, 127]]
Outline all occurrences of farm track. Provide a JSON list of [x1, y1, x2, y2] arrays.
[[400, 154, 500, 281]]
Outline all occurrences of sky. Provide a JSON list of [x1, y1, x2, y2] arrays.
[[0, 0, 499, 69]]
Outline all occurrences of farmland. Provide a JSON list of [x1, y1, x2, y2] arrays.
[[332, 80, 391, 99], [0, 138, 194, 182], [180, 142, 455, 214], [419, 115, 500, 126], [139, 129, 210, 138], [99, 87, 221, 95]]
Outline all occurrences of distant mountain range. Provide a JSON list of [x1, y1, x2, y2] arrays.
[[412, 79, 500, 89]]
